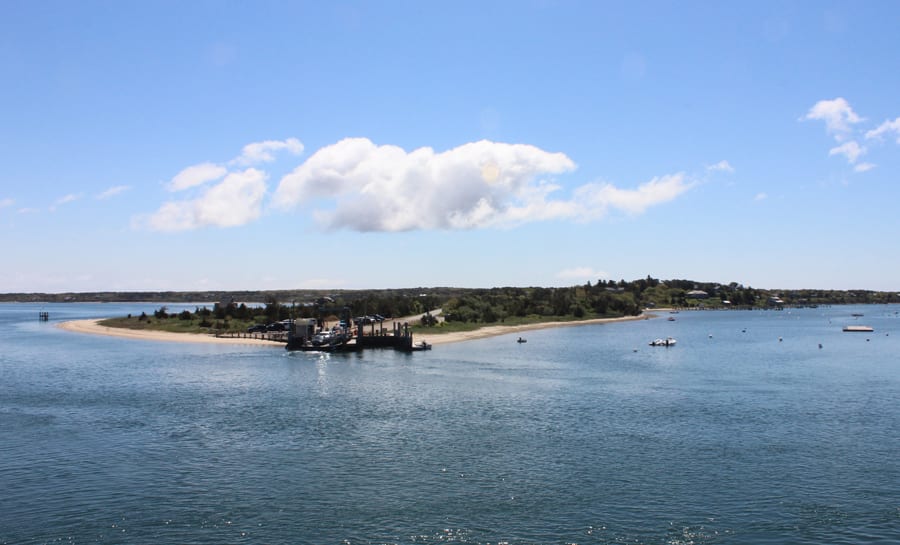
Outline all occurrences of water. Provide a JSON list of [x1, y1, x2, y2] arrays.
[[1, 303, 898, 544]]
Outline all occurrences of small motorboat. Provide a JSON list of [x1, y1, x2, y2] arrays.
[[649, 337, 677, 347]]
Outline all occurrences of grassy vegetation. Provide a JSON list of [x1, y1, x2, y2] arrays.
[[98, 312, 259, 335], [86, 277, 900, 338]]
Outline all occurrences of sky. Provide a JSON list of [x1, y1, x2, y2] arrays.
[[2, 1, 899, 293]]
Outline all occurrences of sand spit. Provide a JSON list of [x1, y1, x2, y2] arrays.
[[419, 314, 650, 346], [57, 319, 285, 346], [59, 314, 652, 347]]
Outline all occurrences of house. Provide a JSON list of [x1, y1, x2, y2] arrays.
[[686, 290, 708, 299]]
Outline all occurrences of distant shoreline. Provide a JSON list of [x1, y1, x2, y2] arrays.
[[58, 314, 653, 347]]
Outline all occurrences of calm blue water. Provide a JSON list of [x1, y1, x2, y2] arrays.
[[1, 303, 898, 544]]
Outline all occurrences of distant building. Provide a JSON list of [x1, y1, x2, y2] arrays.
[[686, 290, 708, 299]]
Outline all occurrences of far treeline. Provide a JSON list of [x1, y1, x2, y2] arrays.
[[5, 278, 899, 332]]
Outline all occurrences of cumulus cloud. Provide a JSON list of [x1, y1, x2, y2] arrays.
[[0, 197, 13, 208], [273, 138, 695, 232], [804, 97, 863, 140], [828, 141, 865, 164], [557, 267, 609, 282], [169, 138, 304, 193], [96, 185, 130, 200], [141, 138, 304, 231], [866, 117, 900, 144], [754, 192, 768, 202], [273, 138, 578, 231], [142, 137, 698, 233], [802, 98, 898, 172], [139, 168, 268, 232], [232, 137, 304, 166], [168, 162, 227, 192]]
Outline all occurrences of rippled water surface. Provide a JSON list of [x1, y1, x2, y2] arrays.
[[2, 303, 899, 544]]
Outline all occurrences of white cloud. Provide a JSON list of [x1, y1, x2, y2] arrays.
[[166, 139, 303, 194], [754, 192, 768, 201], [96, 185, 130, 200], [707, 160, 735, 173], [144, 137, 698, 233], [865, 117, 900, 144], [828, 140, 865, 164], [854, 162, 876, 173], [804, 97, 863, 140], [232, 138, 304, 166], [557, 267, 608, 282], [0, 198, 13, 208], [571, 173, 695, 218], [273, 138, 578, 231], [273, 138, 695, 232], [168, 162, 228, 192], [140, 168, 268, 232]]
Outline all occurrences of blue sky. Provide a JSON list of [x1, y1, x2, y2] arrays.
[[2, 1, 899, 293]]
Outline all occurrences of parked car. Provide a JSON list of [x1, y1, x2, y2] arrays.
[[247, 324, 267, 333]]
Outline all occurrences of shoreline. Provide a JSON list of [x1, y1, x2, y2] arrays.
[[420, 314, 651, 345], [57, 319, 286, 346], [58, 313, 654, 347]]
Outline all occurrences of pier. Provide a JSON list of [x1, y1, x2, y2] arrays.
[[281, 318, 422, 352], [357, 321, 417, 351]]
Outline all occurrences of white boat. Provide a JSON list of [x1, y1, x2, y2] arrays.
[[649, 337, 677, 347]]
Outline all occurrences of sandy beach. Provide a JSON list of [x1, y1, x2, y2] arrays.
[[57, 319, 286, 346], [421, 314, 651, 345], [58, 314, 652, 347]]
